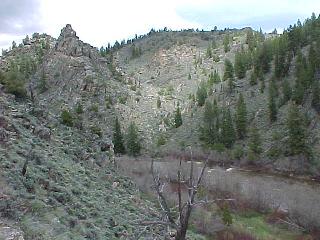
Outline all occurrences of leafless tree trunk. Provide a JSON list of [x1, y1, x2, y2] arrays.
[[150, 149, 209, 240]]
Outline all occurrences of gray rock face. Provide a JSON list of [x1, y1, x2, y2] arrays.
[[55, 24, 98, 59]]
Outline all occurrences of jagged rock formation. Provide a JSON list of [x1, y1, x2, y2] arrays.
[[55, 24, 99, 59]]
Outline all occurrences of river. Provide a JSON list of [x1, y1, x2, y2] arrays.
[[117, 156, 320, 229]]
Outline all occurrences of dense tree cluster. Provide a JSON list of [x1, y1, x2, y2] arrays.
[[199, 99, 240, 150]]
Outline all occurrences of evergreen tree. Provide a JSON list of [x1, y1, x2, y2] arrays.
[[200, 100, 216, 145], [248, 126, 262, 161], [282, 79, 292, 104], [260, 78, 265, 93], [249, 71, 258, 86], [235, 93, 247, 139], [292, 78, 304, 105], [208, 70, 221, 85], [268, 80, 278, 122], [99, 46, 106, 57], [113, 117, 125, 154], [126, 122, 141, 156], [157, 97, 161, 109], [223, 59, 234, 81], [174, 106, 183, 128], [256, 42, 273, 74], [221, 108, 236, 148], [234, 50, 247, 79], [293, 51, 311, 103], [287, 103, 308, 156], [37, 70, 48, 93], [312, 79, 320, 113], [12, 41, 17, 49], [222, 203, 233, 226], [206, 46, 212, 58], [246, 29, 256, 52], [196, 81, 207, 106], [223, 34, 230, 52], [274, 36, 290, 78], [223, 59, 235, 92], [308, 43, 319, 76]]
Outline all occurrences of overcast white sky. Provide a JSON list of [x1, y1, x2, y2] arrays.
[[0, 0, 319, 50]]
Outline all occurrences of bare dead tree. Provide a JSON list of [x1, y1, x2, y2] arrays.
[[150, 149, 209, 240]]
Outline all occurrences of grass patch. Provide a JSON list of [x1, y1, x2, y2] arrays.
[[232, 213, 302, 240]]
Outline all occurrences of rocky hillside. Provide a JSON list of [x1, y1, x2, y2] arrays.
[[0, 25, 168, 239], [109, 18, 320, 176]]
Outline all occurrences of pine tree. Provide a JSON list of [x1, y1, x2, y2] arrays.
[[268, 80, 278, 122], [234, 50, 247, 79], [248, 126, 262, 161], [312, 79, 320, 113], [196, 81, 207, 106], [38, 69, 48, 93], [235, 93, 247, 139], [292, 78, 304, 105], [222, 203, 233, 226], [287, 103, 308, 156], [113, 117, 125, 154], [221, 108, 236, 148], [206, 46, 212, 58], [223, 59, 234, 81], [223, 59, 235, 92], [246, 29, 255, 52], [12, 41, 17, 49], [282, 79, 292, 104], [157, 97, 161, 108], [256, 42, 272, 74], [249, 71, 258, 86], [126, 122, 141, 156], [223, 34, 230, 53], [174, 106, 183, 128], [200, 100, 216, 145], [309, 43, 319, 76]]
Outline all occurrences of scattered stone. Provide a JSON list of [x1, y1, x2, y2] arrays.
[[34, 125, 51, 140], [112, 182, 120, 188]]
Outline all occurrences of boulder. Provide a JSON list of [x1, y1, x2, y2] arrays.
[[34, 126, 51, 141]]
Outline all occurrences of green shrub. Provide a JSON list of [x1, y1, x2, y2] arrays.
[[61, 110, 74, 127], [232, 145, 244, 160], [90, 125, 102, 137], [3, 70, 27, 98], [157, 97, 161, 108], [130, 85, 136, 91], [75, 103, 84, 114], [90, 104, 99, 112], [212, 143, 225, 152], [118, 96, 127, 104], [126, 122, 141, 156], [157, 134, 166, 146], [105, 95, 113, 109]]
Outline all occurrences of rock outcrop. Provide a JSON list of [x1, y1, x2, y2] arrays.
[[55, 24, 98, 59]]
